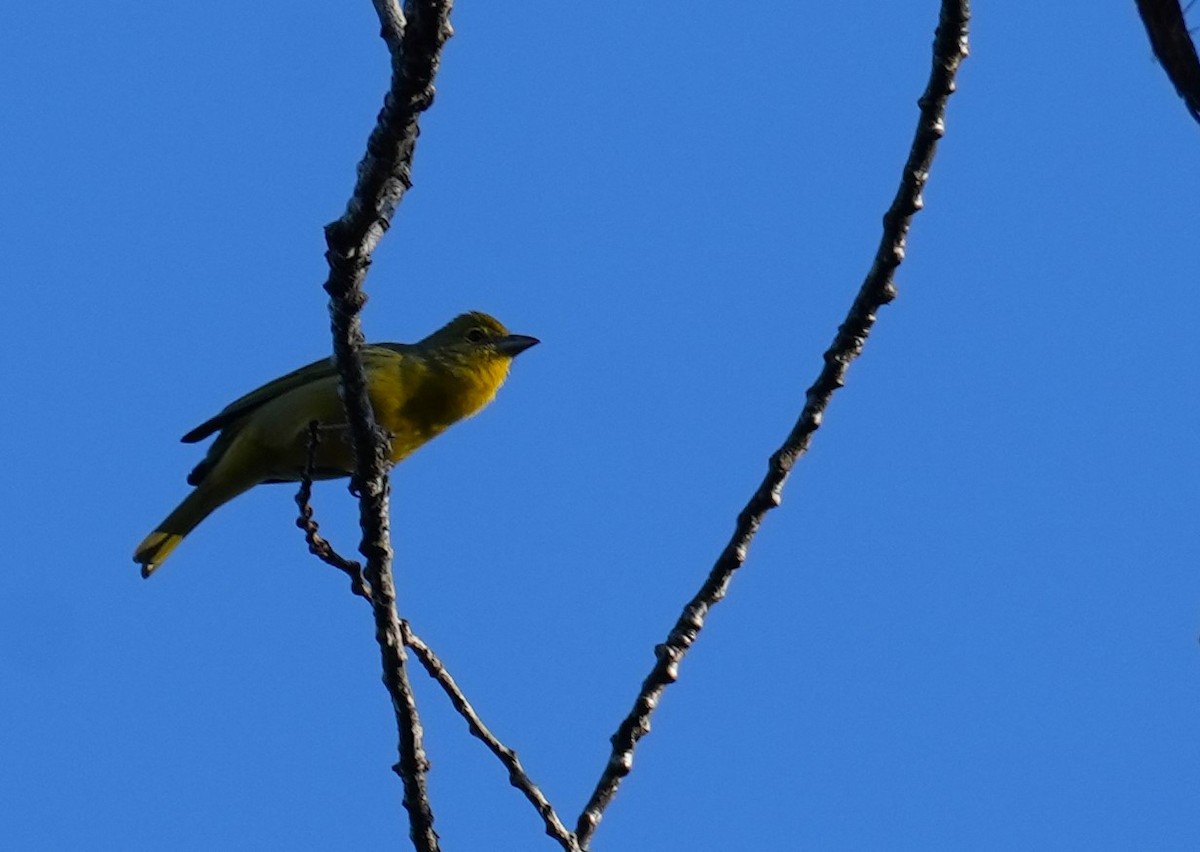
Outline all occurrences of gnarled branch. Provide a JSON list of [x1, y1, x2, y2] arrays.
[[574, 1, 971, 845], [321, 1, 455, 849], [1136, 0, 1200, 125]]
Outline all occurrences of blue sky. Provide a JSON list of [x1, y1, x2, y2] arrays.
[[3, 2, 1199, 849]]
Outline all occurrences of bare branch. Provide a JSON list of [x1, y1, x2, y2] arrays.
[[295, 421, 373, 601], [400, 622, 582, 852], [573, 1, 971, 845], [297, 420, 577, 848], [1136, 0, 1200, 125], [322, 1, 454, 849]]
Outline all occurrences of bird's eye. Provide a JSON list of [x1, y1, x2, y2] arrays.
[[466, 327, 487, 343]]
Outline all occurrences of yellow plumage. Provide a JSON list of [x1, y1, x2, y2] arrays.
[[134, 312, 538, 576]]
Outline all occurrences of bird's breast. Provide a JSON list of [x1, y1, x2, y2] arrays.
[[371, 356, 509, 463]]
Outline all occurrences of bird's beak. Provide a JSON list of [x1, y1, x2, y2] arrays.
[[496, 334, 540, 357]]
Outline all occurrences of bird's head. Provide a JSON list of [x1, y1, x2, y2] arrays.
[[420, 311, 540, 365]]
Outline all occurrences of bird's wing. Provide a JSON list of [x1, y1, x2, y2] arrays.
[[180, 344, 410, 443]]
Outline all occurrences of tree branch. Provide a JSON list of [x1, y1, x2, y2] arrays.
[[295, 421, 374, 601], [573, 1, 971, 845], [322, 1, 454, 849], [297, 429, 578, 850], [399, 622, 582, 852], [1136, 0, 1200, 125]]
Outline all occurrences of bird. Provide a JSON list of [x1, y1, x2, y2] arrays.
[[133, 311, 538, 576]]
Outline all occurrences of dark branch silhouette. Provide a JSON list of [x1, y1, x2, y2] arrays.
[[316, 0, 972, 847], [1136, 0, 1200, 124], [399, 623, 582, 851], [296, 421, 374, 601], [573, 1, 972, 845], [321, 1, 455, 849], [297, 431, 578, 850]]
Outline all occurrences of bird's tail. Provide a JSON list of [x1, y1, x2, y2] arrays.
[[134, 483, 238, 578]]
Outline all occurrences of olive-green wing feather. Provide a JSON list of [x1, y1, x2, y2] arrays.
[[180, 344, 417, 444], [181, 355, 339, 443]]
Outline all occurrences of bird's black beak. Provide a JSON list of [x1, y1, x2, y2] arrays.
[[496, 334, 540, 357]]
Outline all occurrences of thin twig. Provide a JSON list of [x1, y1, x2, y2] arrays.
[[1136, 0, 1200, 124], [399, 622, 582, 852], [295, 421, 373, 601], [322, 1, 454, 849], [298, 431, 577, 849], [573, 2, 971, 846]]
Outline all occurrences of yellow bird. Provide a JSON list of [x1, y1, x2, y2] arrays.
[[134, 311, 538, 576]]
